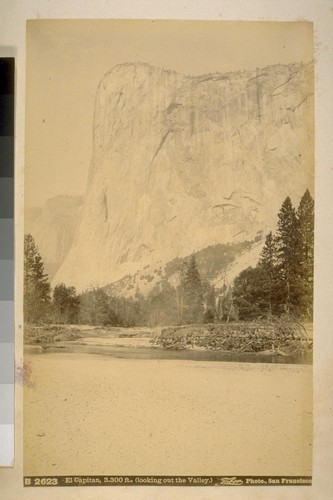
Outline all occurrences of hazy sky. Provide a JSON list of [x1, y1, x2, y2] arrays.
[[25, 20, 313, 207]]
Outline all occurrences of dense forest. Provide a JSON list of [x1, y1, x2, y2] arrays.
[[233, 189, 314, 321], [24, 190, 314, 327]]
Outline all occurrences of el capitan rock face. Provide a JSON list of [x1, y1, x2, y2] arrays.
[[53, 62, 314, 291]]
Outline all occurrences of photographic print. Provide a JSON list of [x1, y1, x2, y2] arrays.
[[23, 19, 314, 487]]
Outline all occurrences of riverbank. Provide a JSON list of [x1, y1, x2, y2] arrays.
[[23, 324, 156, 348], [24, 322, 313, 358], [24, 351, 312, 477], [153, 322, 312, 355]]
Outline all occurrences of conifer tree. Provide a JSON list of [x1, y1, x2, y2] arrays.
[[183, 254, 204, 324], [232, 191, 314, 321], [297, 189, 314, 319], [258, 231, 281, 315], [24, 234, 51, 323], [275, 197, 301, 314]]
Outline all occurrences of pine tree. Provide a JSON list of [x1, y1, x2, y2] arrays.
[[275, 197, 302, 314], [257, 231, 281, 315], [24, 234, 51, 323], [297, 189, 314, 319], [183, 254, 204, 324], [232, 190, 314, 321]]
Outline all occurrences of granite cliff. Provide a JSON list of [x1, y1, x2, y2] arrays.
[[53, 61, 314, 291]]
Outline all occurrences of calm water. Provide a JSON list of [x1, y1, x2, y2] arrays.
[[26, 344, 312, 365]]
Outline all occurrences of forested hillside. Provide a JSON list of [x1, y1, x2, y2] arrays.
[[24, 190, 313, 327]]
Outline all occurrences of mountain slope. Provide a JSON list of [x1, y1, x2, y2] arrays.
[[105, 238, 264, 298]]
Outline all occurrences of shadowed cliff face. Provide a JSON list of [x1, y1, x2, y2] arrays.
[[53, 62, 314, 291], [26, 195, 83, 280]]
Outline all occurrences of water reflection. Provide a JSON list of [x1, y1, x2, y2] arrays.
[[26, 344, 312, 365]]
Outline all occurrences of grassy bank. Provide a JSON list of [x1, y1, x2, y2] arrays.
[[24, 324, 155, 347], [24, 321, 312, 357], [24, 324, 83, 346]]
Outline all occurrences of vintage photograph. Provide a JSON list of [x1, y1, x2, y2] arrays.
[[23, 20, 314, 485]]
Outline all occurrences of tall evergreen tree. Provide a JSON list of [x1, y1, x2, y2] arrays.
[[232, 190, 314, 321], [275, 197, 301, 314], [257, 231, 281, 315], [297, 189, 314, 319], [24, 234, 51, 323], [183, 254, 204, 324]]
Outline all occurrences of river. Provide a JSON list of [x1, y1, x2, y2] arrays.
[[25, 343, 312, 365]]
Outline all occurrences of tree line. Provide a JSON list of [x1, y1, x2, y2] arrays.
[[233, 189, 314, 320], [24, 189, 314, 326], [24, 235, 221, 327]]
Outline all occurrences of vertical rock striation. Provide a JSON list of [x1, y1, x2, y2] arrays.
[[53, 62, 314, 291]]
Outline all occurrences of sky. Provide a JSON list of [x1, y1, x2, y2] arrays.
[[25, 20, 313, 208]]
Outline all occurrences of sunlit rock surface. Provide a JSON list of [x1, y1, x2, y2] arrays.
[[53, 62, 314, 291]]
